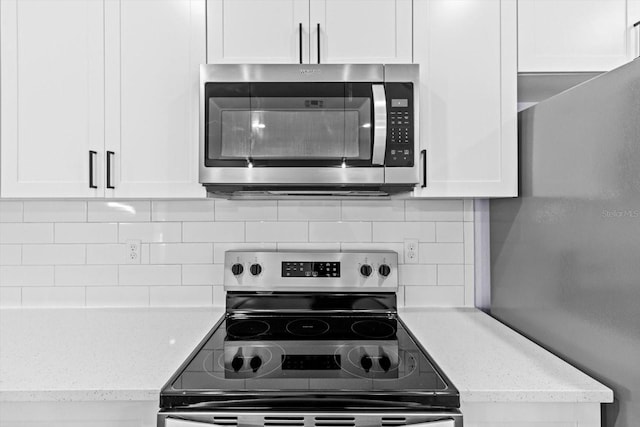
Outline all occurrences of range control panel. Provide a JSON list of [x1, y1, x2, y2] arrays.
[[282, 261, 340, 278], [385, 82, 414, 167], [224, 251, 398, 292]]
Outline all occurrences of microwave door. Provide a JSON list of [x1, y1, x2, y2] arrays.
[[371, 84, 387, 165]]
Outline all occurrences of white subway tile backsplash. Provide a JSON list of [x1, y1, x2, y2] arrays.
[[213, 243, 277, 264], [22, 286, 85, 307], [435, 222, 464, 243], [0, 266, 54, 286], [119, 222, 182, 243], [23, 201, 86, 222], [119, 265, 181, 286], [183, 222, 244, 242], [398, 264, 437, 286], [0, 223, 53, 244], [182, 264, 224, 285], [341, 242, 404, 261], [0, 245, 22, 265], [276, 242, 340, 251], [404, 286, 465, 307], [55, 266, 118, 286], [22, 244, 85, 265], [278, 201, 340, 221], [88, 201, 151, 222], [437, 265, 464, 286], [0, 287, 21, 307], [215, 200, 277, 221], [150, 243, 213, 264], [246, 222, 308, 242], [373, 222, 435, 242], [150, 286, 213, 307], [0, 201, 23, 222], [309, 222, 371, 242], [152, 200, 214, 222], [463, 199, 474, 222], [341, 201, 405, 221], [86, 244, 126, 265], [419, 243, 464, 264], [406, 200, 464, 221], [464, 265, 475, 307], [86, 286, 149, 307], [464, 222, 474, 264], [4, 198, 473, 308], [213, 285, 224, 307], [55, 223, 118, 243]]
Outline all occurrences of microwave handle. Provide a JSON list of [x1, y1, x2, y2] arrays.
[[371, 84, 387, 165]]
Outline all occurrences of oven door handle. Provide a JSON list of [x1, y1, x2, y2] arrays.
[[410, 421, 455, 427], [371, 84, 387, 166]]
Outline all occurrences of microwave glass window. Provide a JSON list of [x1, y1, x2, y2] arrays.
[[205, 83, 373, 166]]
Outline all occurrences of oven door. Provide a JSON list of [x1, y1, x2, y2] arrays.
[[200, 82, 387, 186], [160, 412, 462, 427]]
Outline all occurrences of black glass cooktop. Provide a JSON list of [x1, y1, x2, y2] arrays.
[[160, 315, 459, 410]]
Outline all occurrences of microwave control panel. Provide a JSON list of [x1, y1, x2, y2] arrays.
[[385, 82, 414, 167]]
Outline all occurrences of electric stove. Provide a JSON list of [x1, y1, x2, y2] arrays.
[[159, 251, 461, 427]]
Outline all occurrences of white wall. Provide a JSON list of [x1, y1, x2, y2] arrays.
[[0, 199, 475, 308]]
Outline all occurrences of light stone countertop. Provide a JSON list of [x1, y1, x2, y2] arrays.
[[0, 307, 613, 403]]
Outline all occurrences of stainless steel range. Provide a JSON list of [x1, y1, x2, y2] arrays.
[[158, 251, 461, 427]]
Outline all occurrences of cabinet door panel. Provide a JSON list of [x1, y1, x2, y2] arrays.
[[0, 0, 104, 197], [105, 0, 205, 198], [207, 0, 310, 64], [518, 0, 631, 72], [310, 0, 412, 64], [413, 0, 517, 197]]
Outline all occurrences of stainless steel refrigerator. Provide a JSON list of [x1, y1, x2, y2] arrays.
[[490, 58, 640, 426]]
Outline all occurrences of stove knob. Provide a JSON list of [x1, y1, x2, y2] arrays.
[[250, 264, 262, 276], [360, 355, 373, 373], [379, 355, 391, 372], [360, 264, 372, 277], [378, 264, 391, 277], [231, 356, 243, 372], [250, 355, 262, 372], [231, 263, 244, 276]]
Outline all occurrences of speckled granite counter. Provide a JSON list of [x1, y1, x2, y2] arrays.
[[0, 307, 612, 404]]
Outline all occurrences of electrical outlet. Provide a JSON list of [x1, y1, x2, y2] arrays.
[[125, 239, 141, 264], [404, 239, 419, 264]]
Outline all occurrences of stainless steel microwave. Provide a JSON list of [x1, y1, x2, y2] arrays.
[[199, 64, 420, 198]]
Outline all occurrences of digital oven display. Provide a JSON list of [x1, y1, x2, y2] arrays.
[[282, 355, 341, 370], [282, 262, 340, 278]]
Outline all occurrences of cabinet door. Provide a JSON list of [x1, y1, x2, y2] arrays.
[[518, 0, 633, 72], [207, 0, 310, 64], [310, 0, 412, 64], [104, 0, 206, 198], [0, 0, 104, 198], [413, 0, 517, 198]]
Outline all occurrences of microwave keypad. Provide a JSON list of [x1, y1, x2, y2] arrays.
[[385, 83, 414, 167]]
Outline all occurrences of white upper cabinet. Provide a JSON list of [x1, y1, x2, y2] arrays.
[[310, 0, 412, 64], [412, 0, 518, 198], [518, 0, 640, 72], [104, 0, 206, 198], [207, 0, 412, 64], [207, 0, 310, 64], [0, 0, 105, 198]]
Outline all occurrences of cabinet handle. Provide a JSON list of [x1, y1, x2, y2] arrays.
[[317, 23, 321, 64], [89, 150, 97, 189], [106, 151, 115, 189], [299, 23, 303, 64], [634, 20, 640, 58], [421, 149, 427, 188]]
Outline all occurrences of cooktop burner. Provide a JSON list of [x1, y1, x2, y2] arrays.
[[226, 319, 270, 338], [351, 319, 396, 338]]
